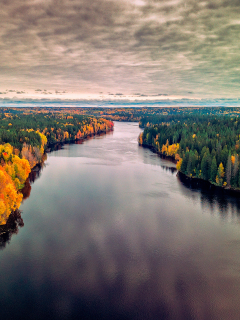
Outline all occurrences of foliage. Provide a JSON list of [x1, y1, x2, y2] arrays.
[[0, 112, 114, 150], [0, 144, 32, 224]]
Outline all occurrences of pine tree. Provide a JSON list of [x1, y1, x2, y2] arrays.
[[232, 154, 238, 187], [181, 152, 189, 174], [210, 156, 217, 182], [201, 152, 208, 180], [226, 154, 232, 186]]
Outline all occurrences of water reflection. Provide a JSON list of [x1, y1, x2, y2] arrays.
[[177, 171, 240, 221], [0, 210, 24, 250], [21, 155, 47, 201], [161, 165, 177, 174]]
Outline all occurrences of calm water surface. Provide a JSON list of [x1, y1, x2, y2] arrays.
[[2, 122, 240, 319]]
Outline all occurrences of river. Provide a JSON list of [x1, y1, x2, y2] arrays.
[[1, 121, 240, 320]]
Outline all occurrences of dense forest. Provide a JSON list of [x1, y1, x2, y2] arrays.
[[0, 110, 114, 224], [2, 106, 240, 123], [139, 115, 240, 189]]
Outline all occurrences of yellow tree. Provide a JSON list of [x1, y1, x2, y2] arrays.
[[216, 163, 225, 186]]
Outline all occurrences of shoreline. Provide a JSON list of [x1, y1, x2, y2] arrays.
[[140, 143, 240, 196], [45, 128, 113, 153], [140, 144, 178, 163]]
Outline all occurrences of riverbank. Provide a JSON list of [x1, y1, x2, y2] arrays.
[[177, 171, 240, 196], [140, 143, 240, 196], [140, 144, 178, 163], [45, 127, 113, 153]]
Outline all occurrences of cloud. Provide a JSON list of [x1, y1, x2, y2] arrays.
[[55, 90, 67, 94], [0, 0, 240, 97], [41, 91, 52, 94]]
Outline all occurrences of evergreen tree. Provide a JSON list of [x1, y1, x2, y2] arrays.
[[181, 152, 189, 174], [201, 152, 209, 180], [226, 154, 232, 186], [210, 156, 217, 182], [232, 154, 239, 187]]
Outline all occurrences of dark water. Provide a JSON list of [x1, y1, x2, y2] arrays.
[[2, 122, 240, 320]]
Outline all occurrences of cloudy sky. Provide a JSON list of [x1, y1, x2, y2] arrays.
[[1, 0, 240, 100]]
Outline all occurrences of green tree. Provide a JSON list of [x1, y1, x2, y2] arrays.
[[210, 156, 217, 182], [232, 154, 239, 187], [201, 152, 209, 180], [226, 154, 232, 186]]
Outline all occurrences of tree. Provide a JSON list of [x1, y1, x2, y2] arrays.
[[216, 163, 225, 186], [210, 156, 217, 182], [226, 154, 232, 186], [201, 152, 209, 180], [232, 154, 239, 187], [176, 158, 182, 171], [181, 152, 189, 174]]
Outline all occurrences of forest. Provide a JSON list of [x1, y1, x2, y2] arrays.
[[0, 110, 114, 224], [0, 112, 114, 149], [2, 106, 240, 123], [139, 115, 240, 189]]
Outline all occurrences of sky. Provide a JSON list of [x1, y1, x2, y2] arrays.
[[1, 0, 240, 101]]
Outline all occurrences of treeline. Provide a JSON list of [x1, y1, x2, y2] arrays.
[[3, 106, 240, 123], [139, 114, 203, 128], [139, 115, 240, 189]]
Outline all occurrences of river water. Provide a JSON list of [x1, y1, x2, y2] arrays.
[[1, 122, 240, 320]]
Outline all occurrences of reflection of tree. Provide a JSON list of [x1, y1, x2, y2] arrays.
[[177, 171, 240, 218], [21, 178, 32, 200], [161, 165, 177, 174], [0, 210, 24, 250], [21, 154, 47, 201]]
